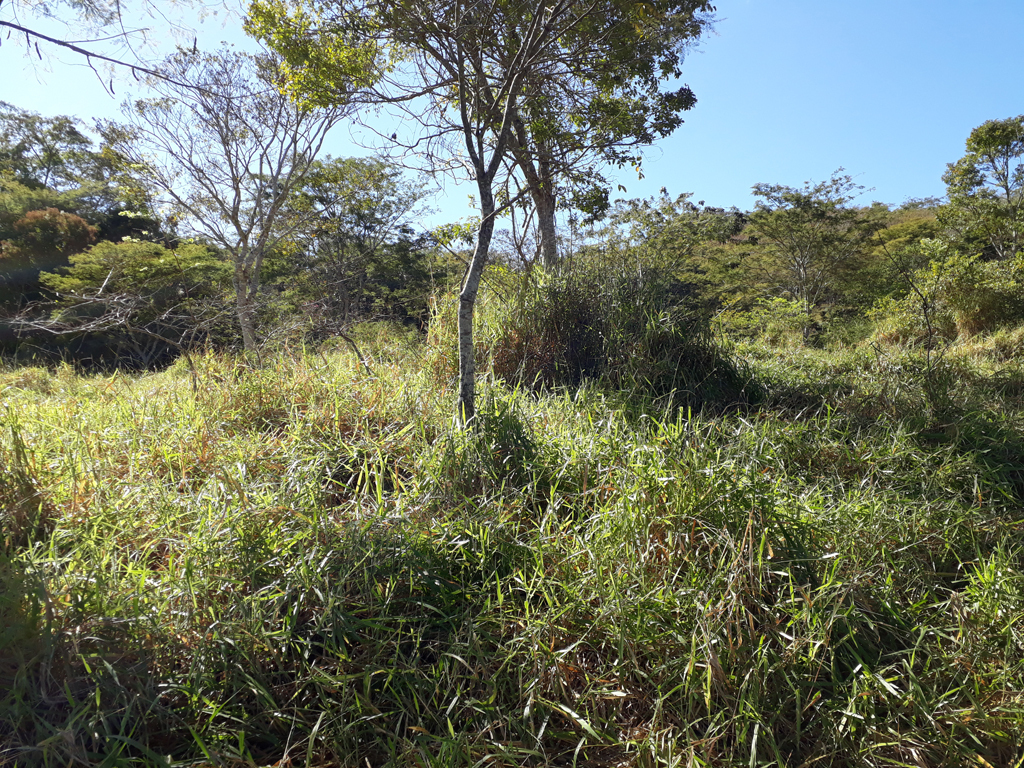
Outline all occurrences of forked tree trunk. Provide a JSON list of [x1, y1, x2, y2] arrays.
[[510, 114, 560, 270]]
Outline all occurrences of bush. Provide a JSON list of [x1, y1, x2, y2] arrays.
[[483, 263, 759, 411], [870, 241, 1024, 346], [717, 297, 807, 346], [935, 251, 1024, 335], [868, 293, 957, 347]]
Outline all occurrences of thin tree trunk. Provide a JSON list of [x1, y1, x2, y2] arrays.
[[457, 186, 497, 424], [234, 272, 258, 353], [536, 188, 558, 270]]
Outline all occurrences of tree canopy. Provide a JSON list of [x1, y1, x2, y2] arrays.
[[747, 171, 884, 336], [940, 114, 1024, 261], [248, 0, 715, 421]]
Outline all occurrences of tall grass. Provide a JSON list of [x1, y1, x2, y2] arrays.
[[1, 338, 1023, 766]]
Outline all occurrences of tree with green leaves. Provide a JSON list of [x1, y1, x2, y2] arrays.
[[0, 102, 160, 241], [0, 102, 98, 192], [502, 1, 713, 269], [101, 48, 348, 353], [280, 155, 438, 328], [580, 191, 743, 310], [748, 171, 884, 339], [34, 239, 233, 365], [248, 0, 713, 421], [940, 115, 1024, 261]]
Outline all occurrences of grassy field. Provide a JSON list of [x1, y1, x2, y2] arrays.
[[2, 337, 1024, 767]]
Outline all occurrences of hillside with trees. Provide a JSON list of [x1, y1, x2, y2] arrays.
[[2, 3, 1024, 765]]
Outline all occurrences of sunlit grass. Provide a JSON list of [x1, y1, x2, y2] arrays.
[[2, 340, 1023, 766]]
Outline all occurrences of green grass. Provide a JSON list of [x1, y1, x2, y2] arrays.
[[2, 341, 1023, 767]]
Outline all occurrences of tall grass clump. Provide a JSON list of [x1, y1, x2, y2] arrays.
[[483, 261, 761, 413]]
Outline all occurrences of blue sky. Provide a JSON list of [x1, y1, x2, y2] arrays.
[[3, 0, 1023, 219]]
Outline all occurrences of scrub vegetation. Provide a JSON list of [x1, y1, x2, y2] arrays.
[[2, 322, 1024, 766], [2, 26, 1024, 765]]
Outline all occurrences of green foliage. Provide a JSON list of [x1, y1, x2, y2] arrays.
[[582, 191, 746, 309], [275, 156, 442, 331], [870, 239, 1024, 344], [0, 102, 96, 192], [932, 250, 1024, 335], [41, 239, 227, 299], [1, 344, 1023, 766], [940, 115, 1024, 261], [0, 178, 64, 234], [243, 0, 383, 109], [0, 102, 153, 234], [36, 240, 234, 364], [718, 297, 808, 346], [747, 171, 886, 337]]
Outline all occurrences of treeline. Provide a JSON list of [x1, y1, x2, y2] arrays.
[[2, 94, 1022, 372], [0, 92, 460, 368], [576, 118, 1021, 349]]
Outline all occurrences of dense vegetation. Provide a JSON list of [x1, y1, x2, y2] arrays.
[[3, 333, 1024, 766], [2, 52, 1024, 765]]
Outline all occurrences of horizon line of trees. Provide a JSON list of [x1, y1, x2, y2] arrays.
[[4, 0, 1022, 421], [2, 88, 1022, 378]]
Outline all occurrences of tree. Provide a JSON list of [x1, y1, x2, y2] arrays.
[[0, 103, 161, 241], [2, 207, 96, 263], [579, 190, 744, 311], [0, 207, 97, 308], [748, 171, 883, 338], [940, 115, 1024, 261], [36, 240, 233, 366], [0, 102, 97, 191], [248, 0, 714, 421], [285, 156, 431, 327], [503, 0, 713, 269], [100, 48, 348, 353]]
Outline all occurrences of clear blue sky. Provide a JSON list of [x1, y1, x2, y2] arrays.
[[3, 0, 1023, 218]]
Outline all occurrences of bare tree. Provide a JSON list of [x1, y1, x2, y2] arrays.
[[101, 48, 347, 353]]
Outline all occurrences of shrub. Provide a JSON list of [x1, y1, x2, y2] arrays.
[[868, 293, 957, 347], [934, 251, 1024, 335], [870, 241, 1024, 346], [717, 297, 808, 346], [483, 264, 759, 411]]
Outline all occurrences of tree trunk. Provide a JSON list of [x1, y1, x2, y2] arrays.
[[234, 270, 258, 353], [457, 185, 496, 424], [509, 114, 560, 270], [536, 186, 558, 270]]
